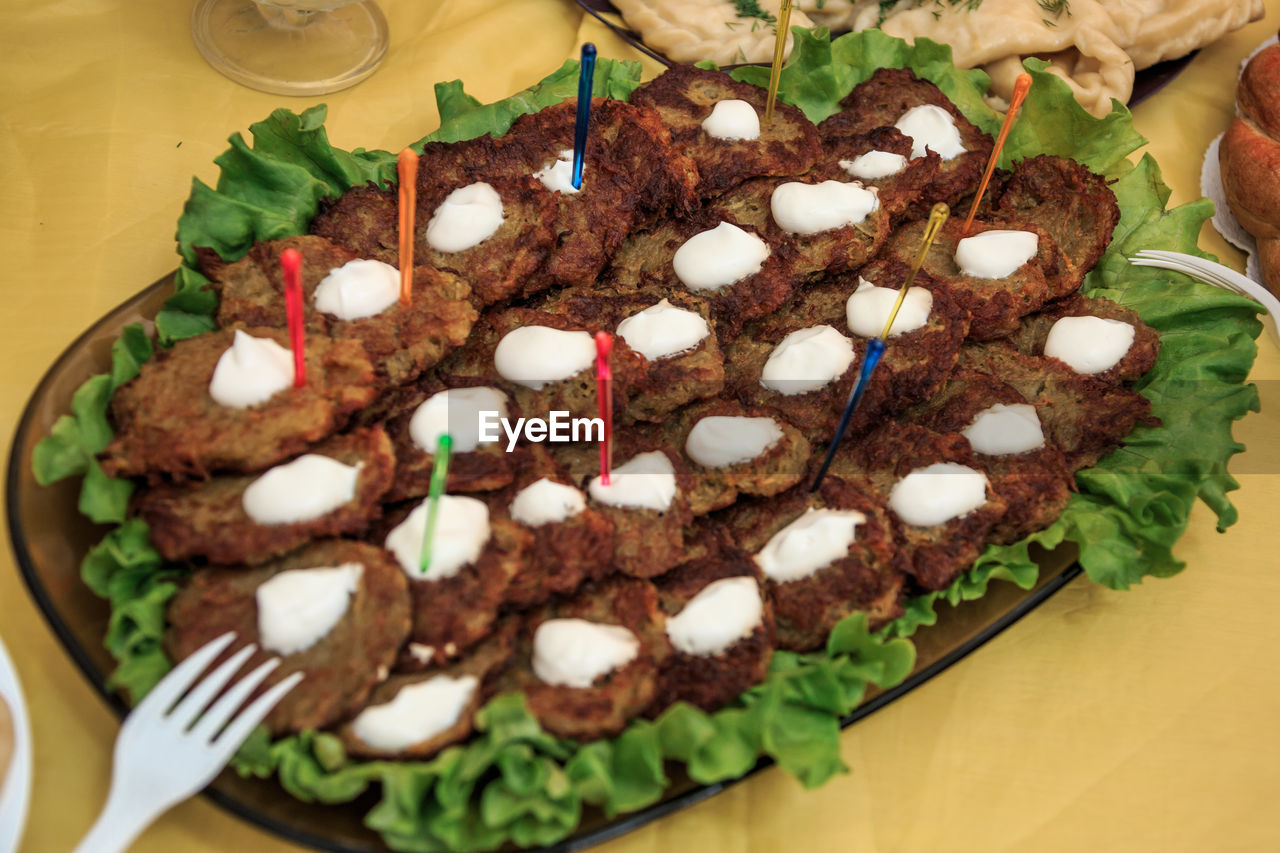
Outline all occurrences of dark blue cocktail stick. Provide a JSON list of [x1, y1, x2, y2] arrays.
[[810, 203, 951, 492], [572, 43, 597, 190]]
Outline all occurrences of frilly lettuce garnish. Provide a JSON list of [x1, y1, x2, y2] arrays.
[[31, 29, 1260, 851]]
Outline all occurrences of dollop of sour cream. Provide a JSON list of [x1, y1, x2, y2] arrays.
[[770, 181, 879, 235], [1043, 316, 1136, 375], [209, 330, 296, 409], [314, 259, 400, 321], [846, 277, 933, 338], [962, 403, 1045, 456], [955, 230, 1039, 280], [242, 454, 361, 525], [256, 563, 362, 656], [701, 99, 761, 140], [754, 508, 866, 583], [409, 387, 508, 454], [533, 148, 580, 195], [760, 325, 856, 395], [685, 416, 784, 468], [350, 674, 479, 751], [616, 299, 710, 361], [385, 495, 491, 580], [672, 222, 770, 292], [493, 326, 596, 390], [426, 182, 505, 252], [510, 478, 587, 527], [532, 618, 640, 688], [839, 150, 908, 180], [588, 451, 677, 512], [666, 577, 764, 656], [889, 463, 988, 527], [894, 104, 965, 160]]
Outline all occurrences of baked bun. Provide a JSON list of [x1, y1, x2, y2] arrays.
[[1220, 31, 1280, 294]]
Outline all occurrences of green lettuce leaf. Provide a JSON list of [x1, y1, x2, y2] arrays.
[[420, 58, 644, 146]]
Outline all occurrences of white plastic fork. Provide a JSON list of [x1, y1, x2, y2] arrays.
[[1129, 249, 1280, 345], [73, 632, 303, 853]]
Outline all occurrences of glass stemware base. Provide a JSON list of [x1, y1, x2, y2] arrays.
[[191, 0, 389, 96]]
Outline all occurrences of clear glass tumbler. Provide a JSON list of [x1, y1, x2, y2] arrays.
[[191, 0, 389, 96]]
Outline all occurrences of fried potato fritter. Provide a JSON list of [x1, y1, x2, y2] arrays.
[[103, 327, 376, 481], [137, 426, 394, 565], [164, 540, 410, 735]]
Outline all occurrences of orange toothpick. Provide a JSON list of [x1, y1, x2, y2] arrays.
[[397, 148, 418, 306], [961, 73, 1033, 237]]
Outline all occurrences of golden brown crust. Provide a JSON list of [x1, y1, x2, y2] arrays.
[[102, 327, 376, 481], [630, 64, 820, 199], [506, 576, 669, 740], [721, 477, 905, 650], [164, 540, 411, 735], [136, 426, 395, 565], [1007, 293, 1161, 383]]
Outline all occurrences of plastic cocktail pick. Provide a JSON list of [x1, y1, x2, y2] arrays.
[[572, 43, 597, 190], [594, 331, 614, 486], [419, 433, 453, 573], [764, 0, 794, 126], [279, 247, 306, 388], [810, 203, 951, 491], [397, 148, 418, 306], [960, 73, 1032, 236]]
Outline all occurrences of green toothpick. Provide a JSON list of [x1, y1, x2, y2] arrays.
[[418, 433, 453, 573]]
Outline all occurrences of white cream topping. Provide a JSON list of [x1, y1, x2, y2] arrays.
[[350, 675, 479, 751], [666, 576, 764, 657], [425, 182, 505, 252], [962, 403, 1045, 456], [701, 99, 761, 140], [313, 259, 400, 321], [754, 508, 866, 583], [685, 416, 784, 469], [889, 463, 988, 527], [615, 299, 710, 361], [533, 148, 580, 195], [385, 495, 491, 581], [760, 325, 856, 395], [894, 104, 965, 160], [839, 150, 908, 180], [588, 450, 677, 512], [1044, 316, 1136, 375], [532, 618, 640, 688], [770, 180, 880, 236], [242, 454, 361, 525], [255, 563, 362, 656], [955, 230, 1039, 280], [845, 277, 933, 338], [209, 330, 296, 409], [510, 478, 587, 527], [409, 387, 508, 455], [493, 326, 596, 390], [672, 222, 770, 292]]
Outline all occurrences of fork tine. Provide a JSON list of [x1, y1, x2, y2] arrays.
[[165, 644, 257, 730], [131, 631, 237, 721], [188, 657, 282, 744], [210, 672, 304, 757]]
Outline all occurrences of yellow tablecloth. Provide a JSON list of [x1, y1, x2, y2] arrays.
[[2, 2, 1278, 851]]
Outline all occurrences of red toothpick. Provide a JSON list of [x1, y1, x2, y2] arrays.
[[594, 331, 614, 486], [397, 148, 419, 306], [961, 72, 1033, 237], [280, 247, 306, 388]]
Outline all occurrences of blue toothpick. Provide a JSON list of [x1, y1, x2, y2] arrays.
[[571, 43, 597, 190], [810, 203, 950, 491]]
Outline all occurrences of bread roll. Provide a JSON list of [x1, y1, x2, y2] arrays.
[[1220, 33, 1280, 295]]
